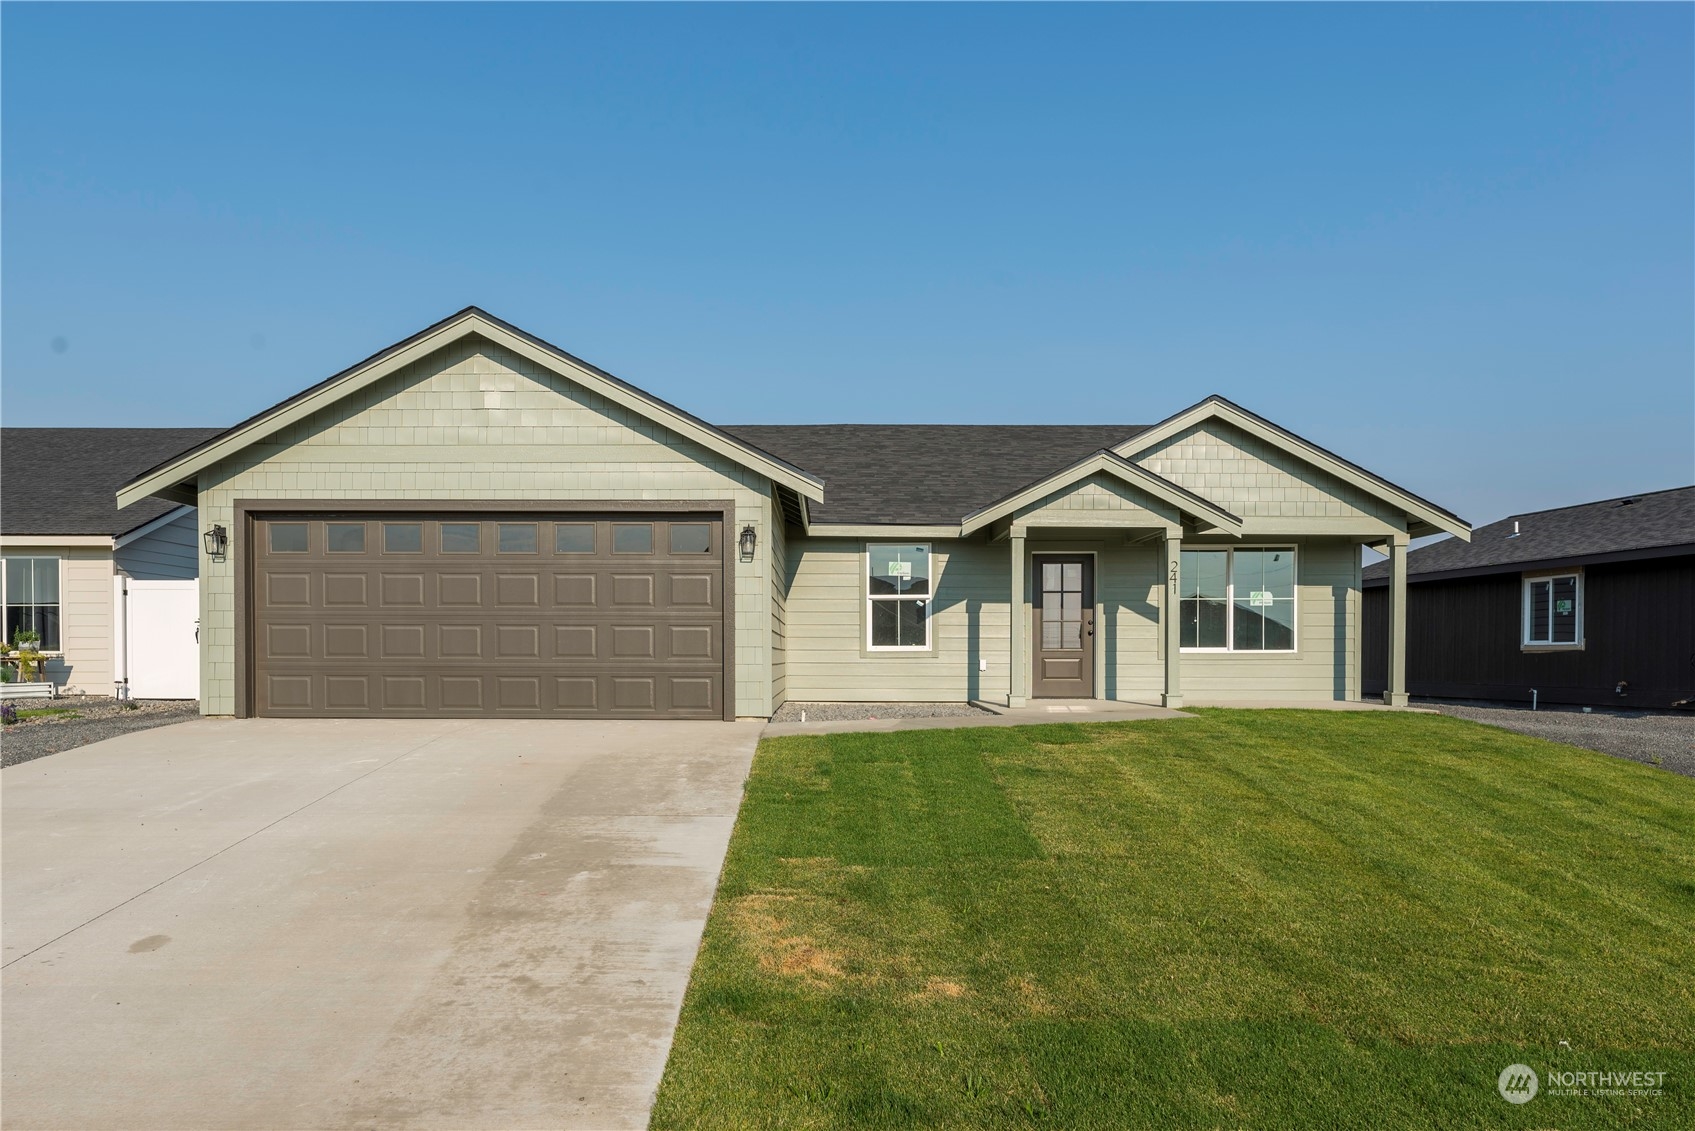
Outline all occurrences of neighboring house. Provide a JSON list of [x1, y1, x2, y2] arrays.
[[115, 307, 1470, 720], [1362, 487, 1695, 709], [2, 428, 219, 695]]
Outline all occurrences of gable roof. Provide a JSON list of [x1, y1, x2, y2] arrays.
[[1116, 395, 1470, 540], [3, 428, 222, 537], [722, 424, 1146, 525], [117, 307, 825, 509], [958, 448, 1242, 536], [1364, 485, 1695, 584]]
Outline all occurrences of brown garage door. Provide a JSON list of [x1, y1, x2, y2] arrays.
[[250, 513, 725, 718]]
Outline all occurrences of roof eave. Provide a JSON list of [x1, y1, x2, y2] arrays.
[[118, 308, 826, 509]]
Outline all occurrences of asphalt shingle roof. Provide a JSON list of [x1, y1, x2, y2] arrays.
[[1363, 485, 1695, 582], [722, 425, 1148, 525], [2, 428, 223, 536]]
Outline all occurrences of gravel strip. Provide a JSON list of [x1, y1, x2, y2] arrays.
[[1428, 701, 1695, 779], [770, 701, 996, 724], [2, 699, 201, 768]]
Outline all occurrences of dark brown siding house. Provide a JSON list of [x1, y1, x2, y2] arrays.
[[1362, 486, 1695, 709]]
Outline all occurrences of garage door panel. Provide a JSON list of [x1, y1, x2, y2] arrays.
[[555, 625, 597, 658], [383, 676, 427, 709], [267, 574, 312, 607], [381, 624, 426, 658], [323, 574, 368, 606], [253, 514, 723, 718], [497, 625, 541, 658], [438, 574, 482, 606], [381, 574, 426, 606], [266, 623, 313, 659], [495, 573, 541, 606], [439, 624, 484, 658], [553, 574, 597, 606], [611, 575, 655, 606], [669, 573, 716, 608], [323, 624, 369, 659]]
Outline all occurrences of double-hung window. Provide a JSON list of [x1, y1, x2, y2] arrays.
[[867, 544, 930, 650], [1522, 573, 1581, 646], [2, 556, 62, 651], [1179, 547, 1296, 652]]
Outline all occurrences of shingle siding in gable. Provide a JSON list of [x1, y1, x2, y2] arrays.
[[193, 339, 773, 716], [1132, 421, 1403, 523]]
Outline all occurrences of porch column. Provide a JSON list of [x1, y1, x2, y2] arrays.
[[1383, 534, 1409, 707], [1162, 531, 1183, 708], [1009, 530, 1027, 707]]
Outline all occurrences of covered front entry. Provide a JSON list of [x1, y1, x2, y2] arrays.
[[1032, 554, 1095, 697], [248, 508, 728, 719]]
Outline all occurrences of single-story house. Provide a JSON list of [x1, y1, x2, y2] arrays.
[[2, 428, 219, 696], [1363, 486, 1694, 708], [113, 307, 1470, 720]]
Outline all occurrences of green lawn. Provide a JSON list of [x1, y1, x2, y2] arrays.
[[8, 707, 79, 722], [652, 711, 1694, 1129]]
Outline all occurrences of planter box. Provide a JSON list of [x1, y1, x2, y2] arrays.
[[0, 682, 56, 701]]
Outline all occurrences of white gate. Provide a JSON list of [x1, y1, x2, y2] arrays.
[[126, 580, 199, 699]]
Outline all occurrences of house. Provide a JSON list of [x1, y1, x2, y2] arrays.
[[1, 428, 218, 695], [1362, 486, 1695, 709], [115, 307, 1470, 720]]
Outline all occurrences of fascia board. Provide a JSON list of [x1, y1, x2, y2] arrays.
[[114, 504, 197, 547], [119, 312, 825, 508]]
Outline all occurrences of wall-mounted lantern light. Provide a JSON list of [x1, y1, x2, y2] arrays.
[[203, 524, 228, 558], [738, 524, 757, 563]]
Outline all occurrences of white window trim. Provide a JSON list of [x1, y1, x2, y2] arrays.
[[1, 554, 66, 656], [1178, 545, 1299, 654], [1521, 570, 1584, 647], [866, 543, 933, 652]]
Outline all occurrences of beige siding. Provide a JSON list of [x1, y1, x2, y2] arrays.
[[115, 510, 199, 581], [1133, 421, 1404, 524], [784, 538, 1011, 703], [27, 549, 115, 695], [770, 505, 788, 709], [194, 337, 774, 717]]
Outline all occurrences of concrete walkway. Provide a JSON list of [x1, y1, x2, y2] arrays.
[[2, 717, 762, 1131], [763, 698, 1191, 737], [761, 697, 1435, 737]]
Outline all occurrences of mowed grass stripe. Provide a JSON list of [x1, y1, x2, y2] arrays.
[[654, 710, 1695, 1129]]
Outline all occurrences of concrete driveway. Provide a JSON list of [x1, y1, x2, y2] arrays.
[[2, 717, 762, 1130]]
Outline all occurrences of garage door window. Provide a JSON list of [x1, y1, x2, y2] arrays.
[[498, 523, 538, 553], [383, 523, 422, 553], [670, 523, 712, 554], [326, 523, 366, 553], [556, 524, 595, 553], [441, 523, 480, 553], [269, 523, 308, 553], [613, 524, 653, 553]]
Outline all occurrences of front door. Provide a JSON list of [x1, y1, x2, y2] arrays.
[[1033, 554, 1095, 698]]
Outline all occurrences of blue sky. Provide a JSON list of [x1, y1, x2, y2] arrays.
[[4, 3, 1690, 528]]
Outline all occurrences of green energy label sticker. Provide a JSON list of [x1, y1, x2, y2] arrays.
[[1249, 591, 1274, 607]]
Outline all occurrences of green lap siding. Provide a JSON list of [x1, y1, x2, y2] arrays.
[[782, 535, 1361, 704], [193, 337, 777, 717]]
